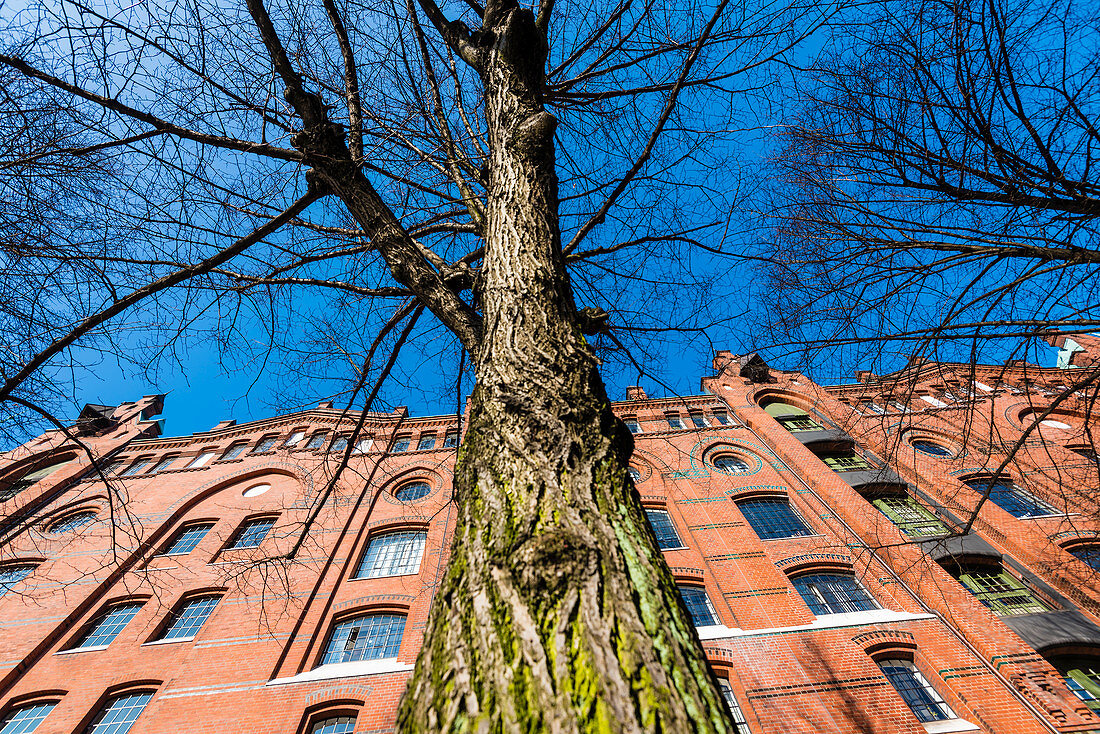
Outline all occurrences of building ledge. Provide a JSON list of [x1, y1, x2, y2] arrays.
[[266, 658, 414, 686], [696, 609, 936, 641], [923, 719, 979, 733]]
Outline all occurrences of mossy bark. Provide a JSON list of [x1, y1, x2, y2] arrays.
[[396, 3, 734, 731]]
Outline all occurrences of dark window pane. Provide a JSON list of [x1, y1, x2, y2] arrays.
[[162, 524, 213, 555], [644, 509, 682, 549], [161, 596, 219, 640], [738, 499, 812, 540], [964, 479, 1057, 518], [792, 573, 878, 614], [321, 614, 405, 664], [677, 586, 718, 626], [76, 603, 143, 648], [878, 659, 953, 722], [229, 518, 276, 549]]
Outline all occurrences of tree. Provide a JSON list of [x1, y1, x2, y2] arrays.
[[0, 0, 831, 729]]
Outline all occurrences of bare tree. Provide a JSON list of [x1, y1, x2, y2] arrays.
[[0, 0, 834, 728]]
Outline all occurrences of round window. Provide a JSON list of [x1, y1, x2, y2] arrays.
[[243, 483, 272, 497], [713, 455, 751, 474], [911, 439, 952, 457], [627, 467, 641, 482], [394, 482, 431, 502], [49, 511, 97, 534]]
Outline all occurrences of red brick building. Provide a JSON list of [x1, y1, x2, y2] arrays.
[[4, 337, 1100, 733]]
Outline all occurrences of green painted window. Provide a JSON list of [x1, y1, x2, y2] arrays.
[[956, 568, 1050, 616], [822, 454, 873, 472], [872, 496, 949, 537], [1052, 656, 1100, 710], [764, 403, 823, 432]]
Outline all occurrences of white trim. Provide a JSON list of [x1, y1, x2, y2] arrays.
[[55, 645, 109, 655], [696, 609, 936, 641], [923, 719, 979, 733], [266, 657, 413, 686], [142, 636, 195, 646]]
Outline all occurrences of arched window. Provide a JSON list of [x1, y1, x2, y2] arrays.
[[1, 459, 72, 501], [911, 439, 952, 457], [49, 511, 97, 534], [85, 691, 153, 734], [0, 701, 56, 733], [877, 658, 954, 722], [321, 614, 406, 665], [763, 403, 822, 432], [715, 678, 751, 733], [227, 517, 276, 549], [157, 595, 221, 640], [869, 493, 949, 538], [1049, 654, 1100, 710], [309, 717, 358, 734], [0, 564, 36, 596], [712, 455, 750, 475], [627, 467, 641, 482], [736, 497, 812, 540], [945, 562, 1050, 616], [791, 573, 878, 615], [1069, 544, 1100, 571], [394, 482, 430, 502], [72, 601, 144, 649], [963, 478, 1057, 519], [159, 523, 214, 556], [355, 531, 427, 578]]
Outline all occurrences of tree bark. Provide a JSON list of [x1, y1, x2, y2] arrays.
[[396, 3, 733, 731]]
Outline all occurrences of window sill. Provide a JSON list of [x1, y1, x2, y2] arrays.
[[923, 719, 979, 733], [266, 658, 413, 686], [696, 609, 936, 641], [352, 571, 419, 580], [142, 636, 195, 646], [55, 645, 108, 655]]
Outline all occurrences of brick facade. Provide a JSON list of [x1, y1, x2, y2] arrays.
[[3, 341, 1100, 732]]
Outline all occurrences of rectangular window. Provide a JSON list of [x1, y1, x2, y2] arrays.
[[644, 508, 684, 550], [329, 435, 349, 453], [219, 443, 247, 461], [306, 432, 328, 450], [737, 498, 813, 540], [356, 531, 427, 578], [716, 679, 751, 733], [878, 659, 954, 722], [965, 479, 1058, 519], [160, 523, 214, 556], [392, 437, 410, 453], [150, 455, 178, 473], [284, 430, 306, 447], [228, 518, 276, 549], [442, 432, 459, 448], [859, 401, 886, 415], [667, 415, 685, 430], [120, 458, 151, 476], [890, 401, 909, 413], [920, 395, 949, 408], [792, 573, 878, 615], [417, 435, 436, 451], [872, 496, 949, 537], [253, 435, 278, 453], [677, 586, 719, 626], [821, 454, 873, 472], [777, 416, 822, 432], [187, 451, 215, 468], [957, 568, 1050, 616], [690, 414, 708, 428], [74, 603, 143, 648], [624, 419, 641, 434], [712, 411, 731, 426], [352, 437, 373, 455], [159, 596, 219, 640]]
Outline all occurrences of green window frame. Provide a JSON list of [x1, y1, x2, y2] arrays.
[[1053, 656, 1100, 710], [764, 403, 823, 433], [956, 567, 1050, 616], [822, 454, 873, 472], [872, 496, 949, 537]]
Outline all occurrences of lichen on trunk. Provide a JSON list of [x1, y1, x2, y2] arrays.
[[395, 2, 734, 731]]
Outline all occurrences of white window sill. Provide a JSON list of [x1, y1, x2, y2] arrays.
[[55, 645, 108, 655], [696, 609, 936, 641], [142, 636, 195, 646], [923, 719, 979, 733], [353, 571, 419, 580], [267, 658, 413, 686]]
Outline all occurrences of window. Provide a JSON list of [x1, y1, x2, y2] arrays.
[[963, 478, 1058, 519], [74, 603, 143, 648], [690, 413, 708, 428], [712, 410, 731, 426], [920, 395, 949, 408], [872, 496, 949, 537], [284, 430, 306, 447], [0, 565, 35, 596], [120, 457, 151, 476], [85, 691, 152, 734], [791, 573, 878, 615], [627, 467, 642, 482], [1, 460, 72, 501], [1069, 545, 1100, 571], [149, 455, 178, 473], [394, 482, 430, 502], [0, 702, 56, 734], [677, 586, 719, 627], [306, 432, 328, 450], [352, 437, 373, 455], [417, 435, 436, 451], [392, 437, 410, 453], [820, 453, 872, 472], [878, 659, 954, 722], [160, 523, 214, 556], [321, 614, 405, 665], [309, 717, 357, 734], [860, 401, 886, 415], [953, 566, 1050, 616], [356, 531, 427, 578], [50, 511, 97, 534], [442, 432, 458, 448], [159, 595, 220, 640], [891, 401, 910, 413], [712, 455, 750, 475], [667, 415, 685, 430], [716, 679, 751, 733], [329, 435, 349, 454], [219, 443, 247, 461], [624, 419, 641, 434], [1072, 447, 1100, 465], [644, 508, 683, 550], [227, 518, 276, 549], [253, 435, 279, 453], [1051, 655, 1100, 711], [187, 451, 215, 468], [764, 403, 822, 432], [737, 498, 813, 540], [911, 440, 951, 457]]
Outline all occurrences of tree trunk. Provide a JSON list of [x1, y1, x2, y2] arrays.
[[396, 4, 733, 732]]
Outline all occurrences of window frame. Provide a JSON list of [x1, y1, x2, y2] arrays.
[[119, 457, 152, 476], [790, 572, 879, 615], [149, 454, 179, 473], [712, 454, 751, 475], [47, 509, 98, 535], [715, 677, 751, 733], [952, 564, 1051, 616], [318, 612, 407, 667], [393, 481, 431, 502], [218, 442, 248, 461], [82, 689, 155, 734], [643, 507, 685, 550], [876, 657, 955, 723], [417, 435, 437, 451], [0, 564, 37, 596], [676, 584, 720, 627], [963, 477, 1059, 519], [158, 522, 215, 556], [0, 700, 58, 734], [252, 434, 280, 453], [70, 600, 145, 650], [187, 450, 216, 468], [871, 495, 950, 538], [354, 529, 428, 579], [736, 496, 814, 540], [225, 516, 277, 550], [153, 594, 222, 642]]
